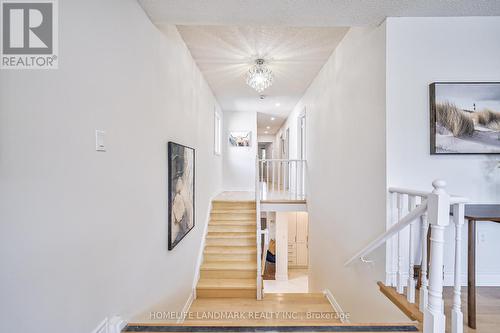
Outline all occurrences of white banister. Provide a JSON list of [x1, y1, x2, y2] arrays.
[[347, 179, 468, 333], [420, 212, 429, 312], [424, 180, 450, 333], [257, 159, 306, 201], [451, 203, 464, 333], [344, 201, 428, 266]]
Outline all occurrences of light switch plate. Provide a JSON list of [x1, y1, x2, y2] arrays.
[[95, 130, 106, 151]]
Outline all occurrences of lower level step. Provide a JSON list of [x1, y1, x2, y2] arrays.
[[196, 278, 256, 298]]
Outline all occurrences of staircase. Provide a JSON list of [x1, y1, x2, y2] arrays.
[[196, 200, 257, 298]]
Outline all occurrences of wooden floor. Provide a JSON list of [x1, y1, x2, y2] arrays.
[[443, 287, 500, 333], [379, 282, 500, 333], [186, 293, 343, 326]]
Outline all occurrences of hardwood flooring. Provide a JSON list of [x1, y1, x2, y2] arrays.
[[186, 293, 343, 326], [378, 281, 500, 333]]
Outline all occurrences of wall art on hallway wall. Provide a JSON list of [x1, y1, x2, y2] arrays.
[[430, 82, 500, 154], [168, 142, 195, 250], [229, 131, 252, 147]]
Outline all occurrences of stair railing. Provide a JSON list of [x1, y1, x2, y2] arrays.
[[257, 159, 306, 201], [345, 180, 468, 333]]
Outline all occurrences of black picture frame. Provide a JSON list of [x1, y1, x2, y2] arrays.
[[430, 82, 500, 155], [168, 141, 195, 250]]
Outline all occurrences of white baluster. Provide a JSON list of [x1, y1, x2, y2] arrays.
[[266, 161, 269, 191], [260, 161, 264, 182], [407, 195, 417, 303], [396, 193, 405, 294], [390, 192, 398, 287], [451, 203, 464, 333], [420, 212, 429, 312], [278, 161, 281, 193], [423, 180, 450, 333], [272, 161, 275, 193]]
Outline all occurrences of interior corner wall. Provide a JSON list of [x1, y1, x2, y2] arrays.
[[386, 17, 500, 285], [222, 111, 257, 191], [285, 24, 408, 322], [0, 1, 222, 332]]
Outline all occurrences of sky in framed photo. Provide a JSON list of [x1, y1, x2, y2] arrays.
[[436, 83, 500, 112]]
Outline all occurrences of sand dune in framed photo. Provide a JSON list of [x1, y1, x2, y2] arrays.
[[430, 82, 500, 154]]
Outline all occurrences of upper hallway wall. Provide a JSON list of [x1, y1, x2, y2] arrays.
[[0, 0, 222, 331], [280, 24, 407, 322], [222, 111, 257, 191], [386, 16, 500, 285]]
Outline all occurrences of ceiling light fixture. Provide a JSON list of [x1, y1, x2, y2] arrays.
[[264, 131, 268, 134], [266, 126, 271, 129], [275, 103, 281, 107], [246, 59, 274, 93], [270, 117, 275, 121]]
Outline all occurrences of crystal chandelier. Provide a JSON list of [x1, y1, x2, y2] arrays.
[[246, 59, 274, 93]]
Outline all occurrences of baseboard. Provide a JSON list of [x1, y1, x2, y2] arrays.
[[192, 197, 215, 298], [386, 271, 500, 287], [177, 291, 195, 324], [323, 289, 349, 323], [91, 318, 108, 333], [109, 316, 127, 333], [91, 316, 126, 333]]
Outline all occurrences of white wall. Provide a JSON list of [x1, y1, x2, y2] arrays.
[[386, 17, 500, 285], [280, 25, 407, 322], [222, 111, 257, 191], [0, 1, 222, 332]]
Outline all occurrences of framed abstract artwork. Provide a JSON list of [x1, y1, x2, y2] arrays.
[[430, 82, 500, 154], [168, 142, 195, 250]]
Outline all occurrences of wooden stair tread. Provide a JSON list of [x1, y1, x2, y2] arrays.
[[211, 215, 256, 219], [208, 225, 255, 231], [204, 246, 256, 254], [197, 278, 257, 289], [210, 220, 255, 225], [207, 232, 255, 238], [201, 261, 257, 271], [211, 209, 256, 214]]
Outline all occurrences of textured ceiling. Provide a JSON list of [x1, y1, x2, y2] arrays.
[[172, 25, 348, 131], [140, 0, 500, 26]]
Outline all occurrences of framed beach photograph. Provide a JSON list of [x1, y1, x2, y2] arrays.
[[168, 142, 195, 250], [229, 131, 252, 147], [430, 82, 500, 154]]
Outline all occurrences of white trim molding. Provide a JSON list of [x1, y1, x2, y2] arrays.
[[192, 197, 215, 299], [108, 316, 127, 333], [177, 291, 195, 324], [323, 289, 350, 323], [91, 316, 126, 333]]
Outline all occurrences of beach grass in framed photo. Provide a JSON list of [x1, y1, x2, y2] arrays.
[[168, 142, 195, 250], [430, 82, 500, 154]]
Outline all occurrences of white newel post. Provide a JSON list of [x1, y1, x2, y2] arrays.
[[420, 212, 429, 312], [451, 203, 465, 333], [424, 180, 450, 333]]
